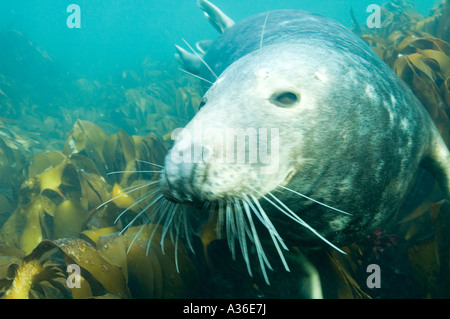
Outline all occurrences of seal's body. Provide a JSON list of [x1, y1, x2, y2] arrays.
[[161, 0, 450, 287]]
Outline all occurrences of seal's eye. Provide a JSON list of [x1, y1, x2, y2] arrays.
[[199, 97, 207, 109], [270, 91, 300, 108]]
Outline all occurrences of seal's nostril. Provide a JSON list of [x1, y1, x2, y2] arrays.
[[199, 97, 207, 109]]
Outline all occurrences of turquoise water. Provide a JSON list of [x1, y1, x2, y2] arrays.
[[0, 0, 439, 78]]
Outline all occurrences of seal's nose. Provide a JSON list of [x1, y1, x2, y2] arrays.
[[159, 144, 205, 204], [158, 170, 184, 204], [160, 155, 191, 202]]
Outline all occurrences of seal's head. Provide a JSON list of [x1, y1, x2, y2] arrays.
[[160, 40, 403, 250], [162, 44, 316, 205]]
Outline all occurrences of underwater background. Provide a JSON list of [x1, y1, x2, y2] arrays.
[[0, 0, 436, 78], [0, 0, 449, 299]]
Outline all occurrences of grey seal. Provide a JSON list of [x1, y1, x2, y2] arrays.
[[155, 0, 450, 293]]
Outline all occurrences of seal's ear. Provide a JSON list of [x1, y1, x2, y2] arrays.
[[422, 129, 450, 200], [197, 0, 235, 33]]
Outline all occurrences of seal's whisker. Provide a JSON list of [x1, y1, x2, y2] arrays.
[[207, 201, 217, 220], [145, 196, 167, 227], [202, 200, 212, 214], [119, 193, 163, 233], [181, 205, 195, 253], [216, 200, 225, 239], [170, 204, 195, 270], [266, 192, 346, 254], [126, 222, 148, 254], [249, 193, 290, 272], [123, 196, 191, 264], [226, 199, 236, 260], [248, 193, 286, 247], [181, 38, 218, 79], [148, 200, 174, 253], [169, 206, 179, 244], [244, 190, 284, 244], [125, 198, 166, 255], [174, 221, 181, 273], [135, 160, 165, 169], [115, 187, 161, 225], [259, 12, 269, 50], [146, 199, 174, 255], [242, 194, 271, 284], [277, 184, 351, 216], [237, 200, 254, 242], [96, 180, 159, 211], [178, 67, 214, 85], [242, 196, 271, 271], [160, 204, 179, 254], [106, 170, 162, 175], [234, 199, 252, 277]]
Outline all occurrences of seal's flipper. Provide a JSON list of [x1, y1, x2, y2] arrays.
[[175, 44, 203, 75], [197, 0, 235, 33], [423, 130, 450, 200], [196, 40, 213, 55], [175, 0, 233, 77]]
